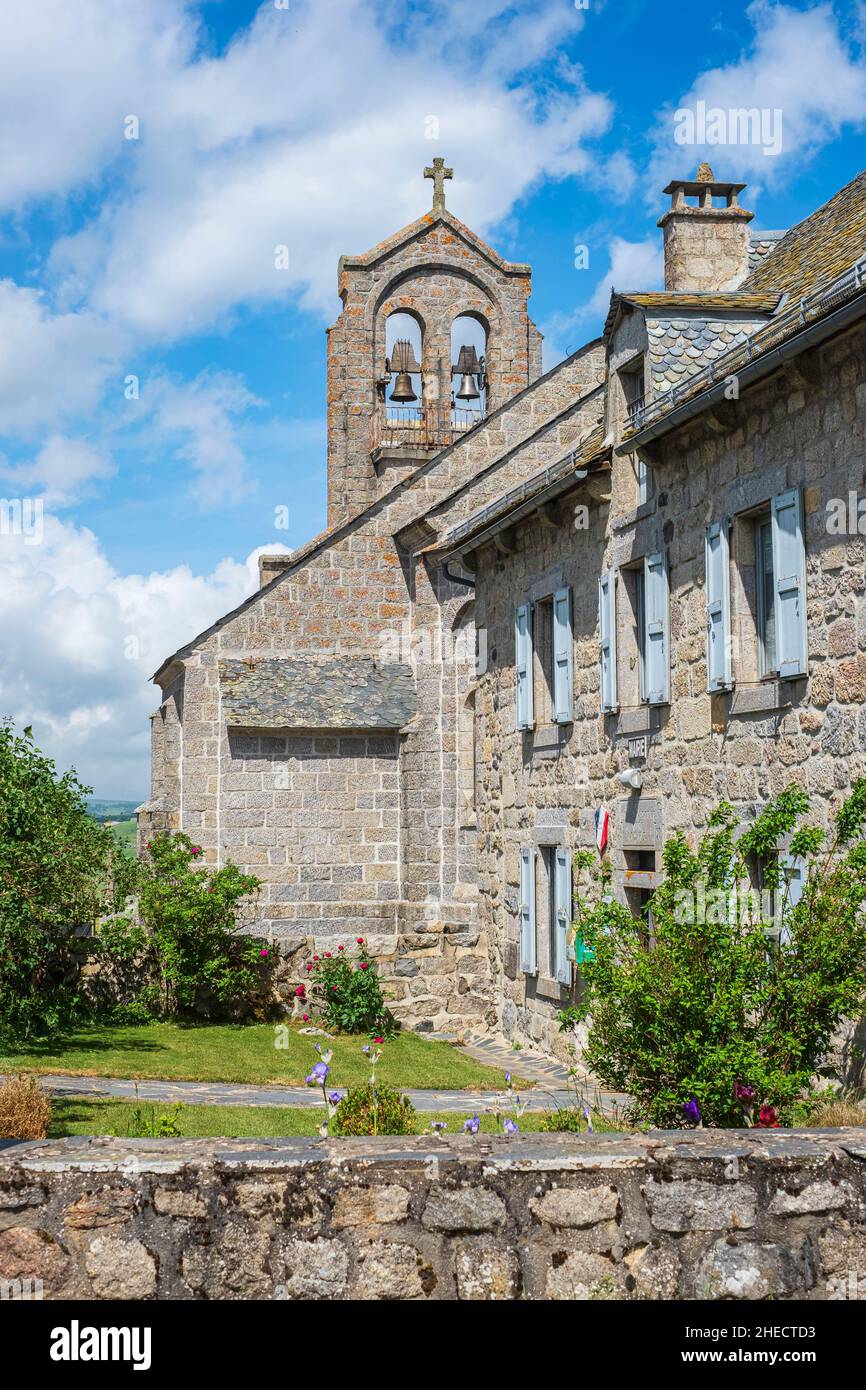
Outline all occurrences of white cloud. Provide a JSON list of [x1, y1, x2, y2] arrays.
[[0, 516, 290, 796], [43, 0, 620, 334], [0, 281, 123, 437], [0, 435, 114, 506], [647, 1, 866, 197], [0, 0, 196, 210], [541, 234, 663, 364], [142, 373, 264, 507]]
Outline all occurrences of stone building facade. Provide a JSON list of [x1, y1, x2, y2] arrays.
[[141, 160, 866, 1053]]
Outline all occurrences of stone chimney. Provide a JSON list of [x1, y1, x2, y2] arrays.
[[658, 164, 753, 292]]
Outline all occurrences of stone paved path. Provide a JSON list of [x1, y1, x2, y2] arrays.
[[12, 1039, 628, 1117], [441, 1034, 631, 1113], [17, 1072, 580, 1114]]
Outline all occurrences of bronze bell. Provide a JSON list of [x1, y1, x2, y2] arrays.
[[453, 343, 482, 401], [390, 370, 418, 403], [455, 372, 480, 401], [387, 339, 420, 402]]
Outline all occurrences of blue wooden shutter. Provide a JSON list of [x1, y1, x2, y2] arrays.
[[553, 586, 573, 724], [598, 569, 618, 712], [519, 846, 537, 974], [554, 846, 572, 984], [771, 489, 807, 678], [643, 552, 670, 705], [705, 520, 732, 691], [779, 850, 805, 947], [515, 603, 534, 730]]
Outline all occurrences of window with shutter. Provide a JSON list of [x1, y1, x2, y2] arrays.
[[519, 846, 537, 974], [643, 552, 670, 705], [553, 846, 571, 984], [552, 586, 573, 724], [705, 520, 732, 691], [515, 603, 534, 730], [771, 489, 808, 679], [598, 569, 618, 712]]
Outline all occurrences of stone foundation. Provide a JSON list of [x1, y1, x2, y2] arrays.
[[2, 1130, 865, 1300]]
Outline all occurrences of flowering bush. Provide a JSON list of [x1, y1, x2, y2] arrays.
[[302, 937, 397, 1037], [132, 833, 267, 1020], [570, 783, 866, 1128]]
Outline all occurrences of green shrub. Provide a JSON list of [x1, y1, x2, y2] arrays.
[[134, 833, 267, 1020], [0, 721, 138, 1041], [304, 937, 397, 1037], [331, 1083, 415, 1136], [572, 783, 866, 1128]]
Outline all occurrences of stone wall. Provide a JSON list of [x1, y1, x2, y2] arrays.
[[472, 314, 866, 1056], [2, 1130, 865, 1300]]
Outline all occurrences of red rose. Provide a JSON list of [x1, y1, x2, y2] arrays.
[[302, 1013, 309, 1022], [360, 962, 369, 971], [373, 1036, 383, 1044], [756, 1104, 780, 1128], [356, 937, 364, 945], [294, 986, 305, 997], [337, 945, 344, 951], [324, 952, 331, 958], [313, 955, 319, 961]]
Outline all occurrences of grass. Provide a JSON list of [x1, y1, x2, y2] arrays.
[[47, 1096, 617, 1139], [0, 1021, 523, 1091]]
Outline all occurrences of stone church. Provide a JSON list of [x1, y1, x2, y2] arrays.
[[140, 158, 866, 1057]]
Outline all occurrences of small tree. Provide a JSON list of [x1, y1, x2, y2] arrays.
[[572, 783, 866, 1127], [136, 833, 265, 1019], [0, 721, 137, 1040]]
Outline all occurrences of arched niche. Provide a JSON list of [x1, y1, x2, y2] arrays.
[[450, 312, 488, 424], [385, 310, 424, 413]]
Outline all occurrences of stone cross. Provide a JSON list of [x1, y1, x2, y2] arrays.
[[424, 157, 453, 213]]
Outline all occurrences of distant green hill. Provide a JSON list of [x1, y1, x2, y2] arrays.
[[86, 798, 141, 823]]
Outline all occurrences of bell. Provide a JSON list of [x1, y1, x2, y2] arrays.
[[455, 372, 480, 401], [387, 338, 420, 403], [390, 371, 417, 403]]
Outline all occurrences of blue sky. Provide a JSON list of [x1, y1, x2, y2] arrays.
[[1, 0, 865, 796]]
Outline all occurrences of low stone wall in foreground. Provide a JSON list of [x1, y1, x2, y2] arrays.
[[1, 1129, 865, 1300]]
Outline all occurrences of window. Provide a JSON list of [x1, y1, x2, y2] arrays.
[[515, 588, 573, 730], [709, 489, 806, 691], [755, 515, 777, 675], [519, 844, 571, 983], [607, 555, 669, 709]]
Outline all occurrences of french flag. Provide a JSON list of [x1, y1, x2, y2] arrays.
[[595, 806, 610, 855]]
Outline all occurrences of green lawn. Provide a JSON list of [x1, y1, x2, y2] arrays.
[[0, 1021, 522, 1091], [48, 1096, 605, 1139]]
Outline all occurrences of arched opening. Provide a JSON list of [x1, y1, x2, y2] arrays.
[[450, 313, 487, 427], [385, 311, 423, 417]]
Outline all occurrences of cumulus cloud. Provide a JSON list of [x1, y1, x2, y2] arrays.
[[43, 0, 619, 333], [0, 516, 290, 796], [0, 435, 114, 506], [0, 281, 123, 437], [647, 1, 866, 196], [541, 235, 664, 364]]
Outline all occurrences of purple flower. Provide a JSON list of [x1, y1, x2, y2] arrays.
[[582, 1105, 594, 1134], [504, 1072, 511, 1084], [462, 1114, 480, 1135], [305, 1061, 330, 1086], [430, 1121, 447, 1132], [502, 1117, 519, 1135], [327, 1091, 343, 1105], [683, 1097, 701, 1125], [361, 1045, 371, 1055], [733, 1082, 755, 1102]]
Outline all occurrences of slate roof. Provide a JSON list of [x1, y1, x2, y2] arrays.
[[743, 167, 866, 298], [219, 658, 417, 731], [646, 312, 772, 395]]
